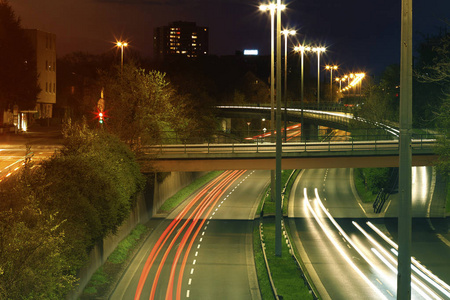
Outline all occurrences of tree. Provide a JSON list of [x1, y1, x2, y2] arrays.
[[416, 30, 450, 174], [0, 169, 77, 299], [0, 0, 40, 117]]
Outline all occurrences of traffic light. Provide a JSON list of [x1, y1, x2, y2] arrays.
[[98, 112, 104, 124]]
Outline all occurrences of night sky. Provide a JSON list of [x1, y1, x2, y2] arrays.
[[10, 0, 450, 76]]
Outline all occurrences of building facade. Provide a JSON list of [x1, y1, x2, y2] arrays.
[[25, 29, 56, 119], [153, 21, 208, 61]]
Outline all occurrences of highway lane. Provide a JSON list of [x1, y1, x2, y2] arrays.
[[289, 168, 450, 299], [111, 170, 268, 300]]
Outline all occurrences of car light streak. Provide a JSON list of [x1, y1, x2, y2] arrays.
[[371, 248, 439, 300], [304, 188, 388, 300], [149, 170, 243, 300], [174, 171, 246, 300], [314, 188, 379, 270], [367, 222, 450, 298], [391, 249, 450, 299], [134, 170, 235, 299], [166, 170, 246, 300], [134, 170, 247, 300]]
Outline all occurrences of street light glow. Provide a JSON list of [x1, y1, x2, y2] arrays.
[[259, 3, 285, 12]]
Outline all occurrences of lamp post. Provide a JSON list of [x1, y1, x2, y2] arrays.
[[282, 29, 296, 142], [312, 47, 326, 109], [116, 41, 128, 72], [260, 4, 285, 245], [294, 45, 311, 141], [325, 65, 338, 102]]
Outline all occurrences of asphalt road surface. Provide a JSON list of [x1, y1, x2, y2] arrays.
[[111, 170, 269, 300], [289, 168, 450, 300]]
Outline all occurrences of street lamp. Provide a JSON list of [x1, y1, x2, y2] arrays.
[[294, 44, 311, 141], [312, 47, 326, 109], [325, 65, 338, 102], [116, 41, 128, 72], [281, 29, 296, 142]]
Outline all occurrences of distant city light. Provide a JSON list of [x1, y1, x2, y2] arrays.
[[244, 49, 259, 55]]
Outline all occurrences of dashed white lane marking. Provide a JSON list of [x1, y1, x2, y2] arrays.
[[187, 290, 190, 297], [387, 290, 394, 297], [188, 278, 192, 285], [199, 238, 203, 242], [206, 221, 209, 225], [376, 278, 382, 285], [197, 244, 201, 249], [204, 226, 207, 230], [195, 251, 198, 257], [202, 231, 205, 236], [190, 268, 194, 274], [193, 259, 196, 265]]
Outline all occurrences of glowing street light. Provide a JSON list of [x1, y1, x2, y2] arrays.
[[294, 44, 311, 141], [116, 41, 128, 72], [312, 47, 326, 109], [282, 29, 295, 142], [325, 65, 338, 101], [260, 2, 286, 257], [259, 3, 285, 141]]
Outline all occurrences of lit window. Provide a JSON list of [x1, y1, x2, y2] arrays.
[[192, 35, 197, 39], [192, 43, 196, 46]]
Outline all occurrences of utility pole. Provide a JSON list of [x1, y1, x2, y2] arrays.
[[275, 0, 283, 257], [397, 0, 413, 298]]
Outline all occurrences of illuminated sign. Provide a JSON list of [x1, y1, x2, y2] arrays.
[[243, 49, 258, 55]]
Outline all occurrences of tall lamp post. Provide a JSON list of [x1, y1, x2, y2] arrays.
[[312, 47, 326, 109], [259, 4, 285, 251], [282, 29, 296, 142], [294, 45, 311, 141], [116, 41, 128, 72], [325, 65, 338, 102]]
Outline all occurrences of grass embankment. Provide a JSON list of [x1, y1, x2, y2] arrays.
[[81, 171, 224, 298], [353, 168, 377, 203], [158, 171, 224, 213], [254, 169, 314, 300], [447, 181, 450, 214], [80, 224, 148, 299]]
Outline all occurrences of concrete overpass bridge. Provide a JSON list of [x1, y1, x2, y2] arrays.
[[139, 138, 438, 172], [138, 106, 441, 172]]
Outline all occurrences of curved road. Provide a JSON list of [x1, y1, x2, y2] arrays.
[[111, 170, 269, 300], [289, 167, 450, 300]]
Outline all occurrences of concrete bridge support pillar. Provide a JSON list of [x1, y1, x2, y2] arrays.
[[303, 122, 319, 141]]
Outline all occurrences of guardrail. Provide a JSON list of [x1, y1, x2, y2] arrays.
[[142, 137, 438, 156]]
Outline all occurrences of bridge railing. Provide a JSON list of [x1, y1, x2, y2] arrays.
[[142, 133, 441, 156]]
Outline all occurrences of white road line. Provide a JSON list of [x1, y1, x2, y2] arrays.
[[190, 268, 194, 274], [188, 278, 192, 285], [197, 244, 201, 249], [193, 259, 196, 265], [195, 251, 198, 257], [186, 290, 190, 297]]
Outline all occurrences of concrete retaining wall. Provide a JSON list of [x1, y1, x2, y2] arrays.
[[68, 171, 207, 299]]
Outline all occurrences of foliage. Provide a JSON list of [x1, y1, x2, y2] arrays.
[[354, 64, 400, 125], [0, 0, 40, 114], [99, 63, 216, 147], [415, 30, 450, 174], [356, 168, 398, 196], [0, 120, 145, 298], [0, 170, 78, 299]]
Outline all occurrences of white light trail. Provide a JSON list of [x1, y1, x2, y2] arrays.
[[304, 188, 388, 300]]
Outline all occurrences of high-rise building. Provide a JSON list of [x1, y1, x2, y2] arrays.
[[153, 21, 208, 60], [24, 29, 56, 119]]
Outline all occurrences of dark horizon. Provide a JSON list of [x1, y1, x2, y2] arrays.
[[10, 0, 450, 76]]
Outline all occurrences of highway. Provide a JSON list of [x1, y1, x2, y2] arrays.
[[111, 170, 269, 300], [288, 168, 450, 299]]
